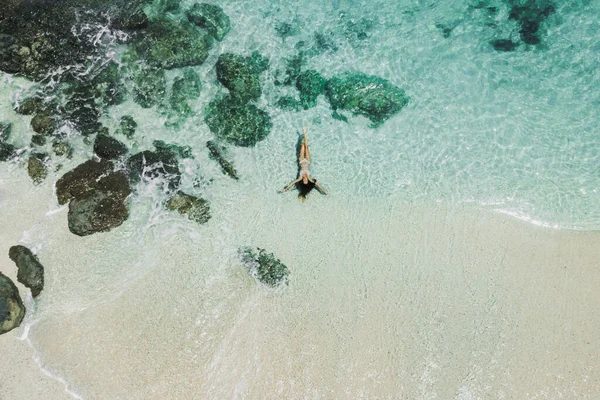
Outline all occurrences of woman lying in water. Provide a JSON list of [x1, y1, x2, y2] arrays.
[[280, 127, 328, 200]]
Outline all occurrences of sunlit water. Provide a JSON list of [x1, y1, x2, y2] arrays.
[[1, 0, 600, 398]]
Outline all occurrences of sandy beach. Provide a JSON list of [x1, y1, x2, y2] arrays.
[[1, 167, 599, 399]]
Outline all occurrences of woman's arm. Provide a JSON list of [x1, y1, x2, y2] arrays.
[[280, 178, 301, 193]]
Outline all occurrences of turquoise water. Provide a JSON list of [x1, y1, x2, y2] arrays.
[[3, 0, 600, 229], [2, 1, 600, 398]]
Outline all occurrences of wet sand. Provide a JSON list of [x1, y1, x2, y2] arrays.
[[1, 168, 599, 399]]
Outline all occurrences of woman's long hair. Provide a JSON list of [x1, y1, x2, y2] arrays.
[[296, 180, 316, 201]]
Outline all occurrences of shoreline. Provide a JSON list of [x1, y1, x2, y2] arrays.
[[1, 167, 599, 399]]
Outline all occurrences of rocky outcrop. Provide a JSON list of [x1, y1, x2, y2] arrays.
[[206, 140, 238, 179], [215, 53, 264, 104], [0, 272, 25, 335], [186, 3, 231, 41], [165, 191, 211, 224], [132, 65, 166, 109], [126, 17, 213, 69], [27, 153, 49, 185], [118, 116, 138, 139], [325, 72, 409, 127], [296, 69, 326, 109], [93, 133, 128, 160], [126, 149, 181, 191], [204, 97, 272, 147], [239, 247, 289, 287], [56, 159, 131, 235], [8, 245, 44, 298]]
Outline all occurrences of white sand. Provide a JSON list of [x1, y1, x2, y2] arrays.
[[1, 168, 599, 399]]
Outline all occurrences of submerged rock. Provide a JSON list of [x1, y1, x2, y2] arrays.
[[206, 140, 238, 179], [296, 69, 326, 109], [27, 152, 48, 185], [0, 122, 11, 139], [126, 149, 181, 191], [68, 188, 129, 236], [52, 140, 73, 159], [276, 96, 303, 112], [0, 272, 25, 335], [165, 191, 211, 224], [94, 133, 128, 160], [239, 247, 289, 287], [55, 159, 113, 205], [274, 22, 300, 40], [0, 142, 17, 162], [133, 65, 166, 108], [204, 97, 272, 147], [118, 116, 138, 139], [215, 53, 264, 103], [186, 3, 231, 41], [325, 72, 409, 126], [30, 134, 46, 147], [490, 39, 518, 52], [153, 140, 193, 159], [509, 1, 555, 46], [14, 97, 45, 116], [170, 68, 202, 117], [30, 112, 57, 135], [8, 245, 44, 298], [63, 88, 103, 136], [127, 17, 212, 69]]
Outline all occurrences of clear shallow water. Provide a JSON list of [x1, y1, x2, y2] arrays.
[[2, 0, 600, 398], [3, 0, 600, 229]]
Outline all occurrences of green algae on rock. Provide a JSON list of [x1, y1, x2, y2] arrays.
[[204, 97, 272, 147], [8, 245, 44, 298], [165, 191, 211, 224], [133, 65, 166, 109], [296, 69, 326, 109], [118, 116, 138, 139], [215, 53, 265, 104], [27, 152, 49, 185], [0, 272, 25, 335], [206, 140, 238, 180], [325, 72, 409, 127], [239, 247, 289, 287], [126, 17, 212, 69], [186, 3, 231, 41]]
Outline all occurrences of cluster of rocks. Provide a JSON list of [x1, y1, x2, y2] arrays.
[[466, 1, 555, 52], [239, 247, 289, 287], [1, 245, 46, 335]]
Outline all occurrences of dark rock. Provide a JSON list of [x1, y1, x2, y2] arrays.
[[296, 69, 326, 109], [275, 52, 305, 86], [153, 140, 192, 159], [63, 86, 103, 136], [276, 96, 303, 112], [274, 22, 299, 39], [118, 116, 138, 139], [239, 247, 289, 287], [325, 72, 409, 127], [126, 150, 181, 191], [127, 17, 212, 69], [15, 97, 44, 115], [206, 140, 238, 179], [435, 23, 453, 39], [55, 159, 113, 205], [68, 189, 129, 236], [509, 1, 555, 46], [30, 112, 56, 135], [8, 245, 44, 298], [0, 272, 25, 335], [52, 140, 73, 158], [204, 97, 272, 147], [491, 39, 518, 52], [216, 53, 262, 104], [133, 66, 166, 108], [186, 3, 231, 41], [165, 191, 211, 224], [111, 4, 148, 31], [0, 33, 21, 74], [0, 122, 10, 140], [30, 134, 46, 146], [94, 133, 128, 160], [92, 61, 127, 106], [0, 142, 17, 162], [27, 153, 48, 185]]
